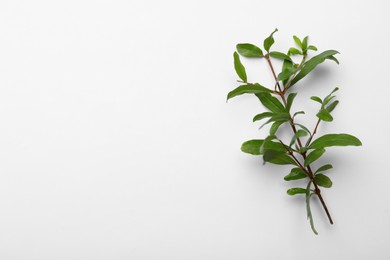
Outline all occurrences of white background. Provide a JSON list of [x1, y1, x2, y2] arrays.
[[0, 0, 389, 259]]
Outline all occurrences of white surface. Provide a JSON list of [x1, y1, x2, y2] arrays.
[[0, 0, 389, 259]]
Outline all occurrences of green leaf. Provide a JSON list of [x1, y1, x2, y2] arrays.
[[327, 55, 339, 64], [293, 111, 305, 118], [307, 45, 318, 51], [302, 36, 308, 52], [288, 47, 302, 55], [290, 50, 339, 86], [236, 43, 263, 57], [293, 35, 302, 48], [261, 139, 286, 154], [295, 123, 311, 135], [316, 109, 333, 122], [233, 51, 247, 82], [281, 60, 293, 85], [277, 67, 294, 82], [290, 129, 308, 146], [323, 87, 339, 105], [287, 187, 306, 195], [284, 168, 307, 181], [241, 139, 264, 155], [263, 28, 278, 52], [326, 100, 339, 113], [310, 96, 322, 104], [269, 121, 284, 135], [227, 83, 271, 101], [269, 51, 292, 62], [304, 148, 325, 166], [309, 134, 362, 149], [253, 112, 273, 122], [306, 182, 318, 235], [315, 174, 332, 188], [315, 164, 333, 174], [286, 93, 297, 112], [256, 92, 285, 113], [263, 150, 296, 165]]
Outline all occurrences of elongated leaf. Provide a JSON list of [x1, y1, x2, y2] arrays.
[[269, 121, 284, 135], [263, 150, 296, 165], [302, 36, 308, 52], [308, 45, 318, 51], [234, 51, 247, 82], [278, 67, 294, 81], [261, 138, 286, 154], [304, 148, 325, 166], [311, 96, 322, 104], [323, 87, 339, 105], [295, 123, 311, 135], [287, 187, 306, 195], [236, 43, 263, 57], [290, 129, 308, 146], [316, 109, 333, 122], [315, 164, 333, 174], [227, 83, 271, 100], [286, 92, 297, 112], [256, 92, 285, 113], [309, 134, 362, 149], [281, 59, 293, 85], [263, 28, 278, 52], [326, 100, 339, 113], [259, 112, 289, 129], [284, 168, 307, 181], [327, 55, 339, 64], [241, 139, 264, 155], [315, 174, 332, 188], [293, 35, 302, 48], [253, 112, 273, 122], [289, 47, 302, 55], [290, 50, 339, 86], [269, 51, 292, 62], [306, 182, 318, 235]]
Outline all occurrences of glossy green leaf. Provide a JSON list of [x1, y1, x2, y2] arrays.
[[309, 134, 362, 149], [269, 51, 292, 62], [284, 168, 307, 181], [287, 187, 306, 195], [311, 96, 322, 104], [281, 60, 293, 85], [241, 139, 264, 155], [290, 129, 308, 146], [227, 83, 271, 100], [327, 55, 339, 64], [316, 109, 333, 122], [315, 174, 332, 188], [289, 47, 302, 55], [307, 45, 318, 51], [236, 43, 263, 57], [326, 100, 339, 113], [233, 51, 247, 82], [290, 50, 339, 86], [263, 28, 278, 52], [253, 112, 273, 122], [315, 164, 333, 174], [256, 92, 285, 113], [261, 138, 286, 154], [304, 148, 325, 166], [286, 93, 297, 112], [294, 123, 311, 135], [263, 150, 296, 165], [293, 35, 302, 48], [302, 36, 308, 52], [269, 121, 284, 135]]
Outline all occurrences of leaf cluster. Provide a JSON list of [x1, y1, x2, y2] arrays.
[[228, 29, 362, 234]]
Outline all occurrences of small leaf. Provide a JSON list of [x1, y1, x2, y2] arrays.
[[253, 112, 273, 122], [327, 55, 339, 64], [227, 83, 271, 100], [310, 96, 322, 104], [277, 67, 294, 82], [287, 187, 306, 195], [233, 51, 247, 82], [294, 123, 311, 135], [306, 182, 318, 235], [309, 134, 362, 149], [269, 121, 284, 135], [241, 139, 264, 155], [316, 109, 333, 122], [293, 35, 302, 48], [263, 28, 278, 52], [286, 92, 297, 112], [326, 100, 339, 113], [302, 36, 308, 52], [288, 47, 302, 55], [304, 148, 326, 166], [290, 50, 340, 86], [290, 129, 308, 146], [315, 164, 333, 174], [269, 51, 292, 62], [236, 43, 263, 57], [281, 60, 293, 85], [263, 150, 296, 165], [315, 174, 332, 188], [307, 45, 318, 51], [284, 168, 307, 181], [256, 92, 285, 113], [293, 111, 305, 118]]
